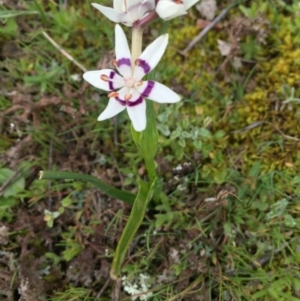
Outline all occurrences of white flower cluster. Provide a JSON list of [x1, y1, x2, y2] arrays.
[[92, 0, 199, 25], [122, 273, 153, 300]]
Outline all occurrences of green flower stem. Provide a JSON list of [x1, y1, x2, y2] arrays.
[[39, 170, 135, 205]]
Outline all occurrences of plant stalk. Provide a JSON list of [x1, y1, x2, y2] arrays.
[[131, 25, 143, 69]]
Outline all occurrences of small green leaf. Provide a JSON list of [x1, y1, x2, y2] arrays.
[[157, 124, 170, 136], [62, 243, 84, 261], [213, 169, 227, 184], [248, 161, 261, 177], [292, 175, 300, 184], [0, 168, 25, 197], [251, 201, 268, 211], [178, 138, 186, 148], [0, 197, 16, 209], [284, 214, 296, 228], [214, 130, 226, 140], [61, 196, 73, 207], [45, 252, 62, 265], [193, 140, 202, 150], [198, 127, 212, 139], [170, 129, 180, 139]]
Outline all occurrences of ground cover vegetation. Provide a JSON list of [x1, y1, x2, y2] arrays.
[[1, 0, 300, 300]]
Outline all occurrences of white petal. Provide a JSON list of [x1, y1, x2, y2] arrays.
[[115, 24, 132, 78], [136, 81, 181, 103], [126, 0, 147, 22], [113, 0, 123, 11], [127, 99, 147, 131], [133, 34, 168, 80], [92, 3, 123, 22], [155, 0, 183, 20], [183, 0, 199, 10], [126, 6, 142, 23], [98, 98, 126, 121], [122, 0, 155, 24], [127, 0, 144, 10], [83, 69, 124, 91], [142, 0, 156, 11], [139, 0, 155, 16]]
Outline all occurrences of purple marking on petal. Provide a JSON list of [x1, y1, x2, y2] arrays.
[[118, 58, 131, 67], [127, 96, 144, 107], [137, 59, 151, 74], [108, 71, 115, 90], [141, 81, 155, 97], [115, 97, 127, 106]]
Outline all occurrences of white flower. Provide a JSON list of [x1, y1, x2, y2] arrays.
[[156, 0, 199, 20], [83, 24, 180, 132], [92, 0, 155, 26]]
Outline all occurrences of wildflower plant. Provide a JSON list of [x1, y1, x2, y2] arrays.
[[40, 0, 199, 283]]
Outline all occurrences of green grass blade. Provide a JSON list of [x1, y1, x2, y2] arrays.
[[110, 178, 158, 279], [0, 10, 38, 19], [39, 170, 135, 205]]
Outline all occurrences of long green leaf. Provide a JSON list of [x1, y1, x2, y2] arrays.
[[110, 177, 158, 279], [131, 100, 158, 182], [39, 171, 135, 205], [139, 100, 158, 161], [139, 100, 158, 182]]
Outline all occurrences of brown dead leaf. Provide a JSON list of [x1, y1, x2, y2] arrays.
[[0, 226, 9, 245], [217, 39, 232, 56]]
